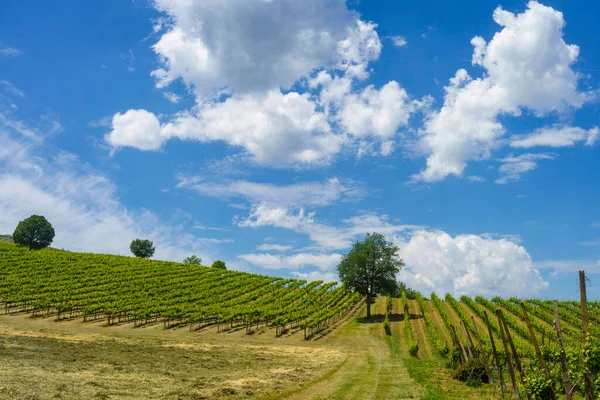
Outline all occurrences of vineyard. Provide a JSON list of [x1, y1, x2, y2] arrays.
[[0, 241, 360, 339], [390, 285, 600, 399]]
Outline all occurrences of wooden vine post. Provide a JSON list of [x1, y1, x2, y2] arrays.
[[471, 315, 493, 384], [579, 270, 595, 400], [498, 309, 531, 400], [451, 324, 468, 362], [520, 301, 557, 400], [553, 299, 573, 400], [484, 310, 506, 395], [497, 309, 520, 399], [459, 320, 474, 359]]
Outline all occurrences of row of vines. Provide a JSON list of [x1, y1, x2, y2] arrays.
[[0, 242, 360, 339]]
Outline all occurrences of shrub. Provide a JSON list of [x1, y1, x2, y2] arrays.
[[183, 255, 202, 265], [383, 315, 391, 335], [211, 260, 227, 269], [452, 358, 489, 386], [521, 370, 552, 400]]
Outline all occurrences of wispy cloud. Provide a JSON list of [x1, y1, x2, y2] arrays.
[[0, 45, 22, 57], [390, 36, 407, 48]]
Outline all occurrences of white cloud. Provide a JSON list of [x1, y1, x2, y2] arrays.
[[162, 92, 181, 104], [195, 224, 229, 232], [291, 270, 338, 283], [239, 205, 419, 250], [534, 259, 600, 274], [0, 80, 25, 98], [510, 125, 599, 148], [0, 45, 21, 57], [495, 152, 556, 184], [238, 252, 343, 272], [178, 177, 365, 208], [256, 244, 293, 252], [106, 109, 164, 151], [591, 222, 600, 228], [413, 1, 591, 182], [467, 175, 486, 183], [88, 116, 112, 129], [396, 230, 548, 296], [150, 0, 376, 95], [390, 36, 407, 48]]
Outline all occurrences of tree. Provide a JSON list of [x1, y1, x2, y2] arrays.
[[211, 260, 226, 269], [183, 255, 202, 265], [12, 215, 55, 250], [337, 232, 404, 319], [130, 239, 155, 259]]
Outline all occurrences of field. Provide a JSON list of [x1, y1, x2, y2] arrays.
[[1, 241, 599, 399]]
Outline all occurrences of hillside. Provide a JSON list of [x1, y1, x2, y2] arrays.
[[0, 241, 359, 338], [1, 241, 598, 399]]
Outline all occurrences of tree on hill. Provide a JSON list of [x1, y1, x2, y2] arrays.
[[12, 215, 55, 250], [130, 239, 155, 259], [211, 260, 226, 269], [337, 232, 403, 319], [183, 255, 202, 265]]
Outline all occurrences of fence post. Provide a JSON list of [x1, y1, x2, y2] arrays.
[[579, 270, 595, 400], [520, 302, 557, 400], [553, 299, 573, 400], [451, 324, 468, 362], [471, 315, 493, 384], [460, 320, 474, 359], [498, 309, 531, 400], [484, 310, 506, 395], [496, 309, 519, 399]]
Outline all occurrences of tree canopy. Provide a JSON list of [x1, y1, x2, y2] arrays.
[[12, 215, 55, 250], [130, 239, 155, 259], [211, 260, 226, 269], [337, 232, 403, 319], [183, 255, 202, 265]]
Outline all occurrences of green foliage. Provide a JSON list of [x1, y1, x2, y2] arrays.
[[211, 260, 226, 269], [337, 232, 404, 318], [386, 295, 393, 314], [398, 282, 418, 299], [416, 292, 449, 357], [0, 241, 360, 334], [520, 369, 552, 400], [12, 215, 55, 250], [130, 239, 155, 259], [383, 315, 391, 335], [402, 290, 419, 357], [183, 255, 202, 265]]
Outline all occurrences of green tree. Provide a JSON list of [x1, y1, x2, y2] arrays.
[[211, 260, 226, 269], [337, 232, 404, 319], [183, 255, 202, 265], [12, 215, 55, 250], [130, 239, 155, 259]]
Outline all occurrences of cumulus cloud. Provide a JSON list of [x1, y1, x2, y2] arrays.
[[495, 153, 556, 184], [413, 1, 592, 182], [510, 125, 599, 148], [150, 0, 373, 95], [390, 36, 407, 48], [106, 109, 164, 151], [396, 230, 548, 296]]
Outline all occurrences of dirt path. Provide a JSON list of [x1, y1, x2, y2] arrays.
[[408, 300, 433, 359], [284, 298, 424, 400]]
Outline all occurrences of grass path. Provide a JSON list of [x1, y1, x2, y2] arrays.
[[284, 298, 424, 400], [407, 300, 433, 359]]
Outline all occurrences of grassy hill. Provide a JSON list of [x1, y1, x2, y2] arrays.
[[1, 240, 598, 399]]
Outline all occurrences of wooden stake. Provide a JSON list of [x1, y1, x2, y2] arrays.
[[498, 309, 531, 400], [460, 320, 474, 359], [497, 309, 519, 399], [520, 302, 557, 400], [484, 310, 506, 395], [579, 270, 595, 400], [470, 315, 493, 384], [553, 299, 573, 400], [451, 324, 469, 362]]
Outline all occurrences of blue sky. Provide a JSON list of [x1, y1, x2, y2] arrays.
[[1, 0, 599, 299]]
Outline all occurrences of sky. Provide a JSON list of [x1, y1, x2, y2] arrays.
[[1, 0, 599, 300]]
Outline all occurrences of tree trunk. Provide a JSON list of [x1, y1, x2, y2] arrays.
[[366, 294, 371, 319]]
